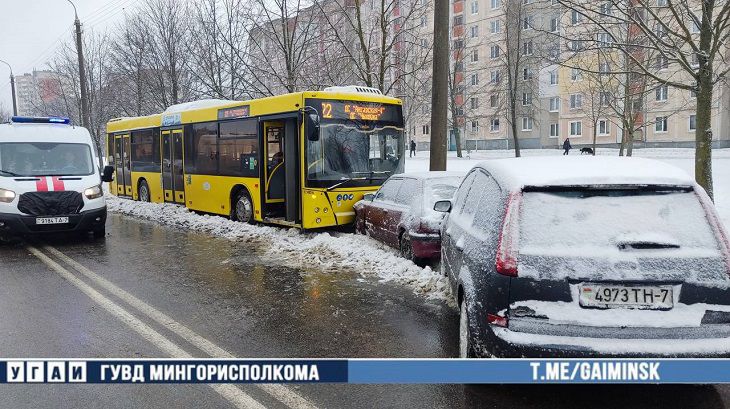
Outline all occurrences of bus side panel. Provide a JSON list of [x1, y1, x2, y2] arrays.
[[131, 171, 164, 203], [185, 174, 261, 218]]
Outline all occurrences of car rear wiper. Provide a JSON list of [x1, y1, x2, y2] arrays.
[[0, 169, 21, 177], [617, 241, 680, 251], [326, 177, 367, 191]]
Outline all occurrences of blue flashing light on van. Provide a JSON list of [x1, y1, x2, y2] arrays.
[[10, 116, 71, 125]]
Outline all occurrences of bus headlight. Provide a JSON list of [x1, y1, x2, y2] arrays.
[[84, 185, 103, 199], [0, 188, 16, 203]]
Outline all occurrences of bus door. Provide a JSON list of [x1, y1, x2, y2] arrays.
[[161, 129, 186, 204], [107, 133, 117, 194], [114, 133, 132, 196], [262, 118, 300, 223]]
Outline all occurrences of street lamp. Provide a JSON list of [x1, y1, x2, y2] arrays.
[[0, 59, 17, 116], [67, 0, 90, 129]]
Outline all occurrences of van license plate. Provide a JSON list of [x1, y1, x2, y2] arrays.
[[579, 284, 673, 309], [36, 217, 69, 225]]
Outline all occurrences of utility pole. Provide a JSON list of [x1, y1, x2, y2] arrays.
[[0, 59, 17, 116], [429, 0, 448, 171], [68, 0, 90, 129]]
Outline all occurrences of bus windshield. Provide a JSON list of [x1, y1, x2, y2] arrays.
[[305, 100, 404, 188], [0, 142, 94, 177]]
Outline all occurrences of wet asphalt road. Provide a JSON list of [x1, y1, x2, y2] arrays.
[[1, 214, 729, 408]]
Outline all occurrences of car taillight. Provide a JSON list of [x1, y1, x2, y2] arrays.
[[496, 191, 522, 277], [696, 190, 730, 276], [487, 313, 509, 327]]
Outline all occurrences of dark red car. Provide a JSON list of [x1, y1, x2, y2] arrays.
[[354, 172, 463, 263]]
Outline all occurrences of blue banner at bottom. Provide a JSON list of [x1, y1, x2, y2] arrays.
[[1, 359, 730, 384]]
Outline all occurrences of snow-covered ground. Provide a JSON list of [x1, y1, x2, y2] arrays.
[[107, 148, 730, 307]]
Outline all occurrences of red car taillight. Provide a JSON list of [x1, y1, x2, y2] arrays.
[[487, 313, 509, 327], [496, 191, 522, 277], [696, 189, 730, 276]]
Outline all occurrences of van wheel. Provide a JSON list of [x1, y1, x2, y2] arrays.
[[459, 298, 476, 358], [138, 181, 151, 202], [232, 190, 254, 224]]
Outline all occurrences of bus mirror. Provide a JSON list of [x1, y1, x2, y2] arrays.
[[363, 193, 375, 202], [307, 113, 320, 141], [101, 165, 115, 182]]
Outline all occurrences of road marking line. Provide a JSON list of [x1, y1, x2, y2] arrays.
[[27, 246, 266, 409], [43, 245, 319, 409]]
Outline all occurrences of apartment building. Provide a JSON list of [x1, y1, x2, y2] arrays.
[[14, 70, 64, 117]]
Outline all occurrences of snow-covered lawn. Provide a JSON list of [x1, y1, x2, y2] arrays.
[[107, 148, 730, 307]]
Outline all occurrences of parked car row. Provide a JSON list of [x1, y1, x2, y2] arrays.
[[355, 157, 730, 358]]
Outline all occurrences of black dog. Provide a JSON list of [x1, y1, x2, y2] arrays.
[[580, 147, 594, 155]]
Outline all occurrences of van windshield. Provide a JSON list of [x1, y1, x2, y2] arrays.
[[0, 142, 94, 177], [519, 187, 720, 257]]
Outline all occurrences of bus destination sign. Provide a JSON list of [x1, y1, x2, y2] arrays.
[[218, 105, 250, 120], [310, 99, 401, 123]]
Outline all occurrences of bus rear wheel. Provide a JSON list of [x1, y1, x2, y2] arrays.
[[232, 190, 254, 224], [138, 180, 151, 202]]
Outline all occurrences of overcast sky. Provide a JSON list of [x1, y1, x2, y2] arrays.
[[0, 0, 131, 113]]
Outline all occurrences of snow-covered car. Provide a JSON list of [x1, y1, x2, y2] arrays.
[[354, 172, 463, 263], [0, 117, 112, 239], [435, 156, 730, 358]]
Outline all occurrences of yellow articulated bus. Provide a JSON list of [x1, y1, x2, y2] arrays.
[[105, 86, 405, 229]]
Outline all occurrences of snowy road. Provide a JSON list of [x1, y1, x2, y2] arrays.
[[1, 148, 730, 407]]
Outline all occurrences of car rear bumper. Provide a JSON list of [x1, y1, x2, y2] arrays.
[[0, 207, 107, 236], [410, 233, 441, 260], [484, 322, 730, 358]]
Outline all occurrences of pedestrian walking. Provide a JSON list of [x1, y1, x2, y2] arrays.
[[410, 139, 416, 158], [563, 138, 572, 155]]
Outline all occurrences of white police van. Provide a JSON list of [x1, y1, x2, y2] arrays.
[[0, 117, 113, 239]]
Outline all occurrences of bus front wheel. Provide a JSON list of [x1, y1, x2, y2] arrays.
[[138, 180, 151, 202], [232, 190, 254, 224]]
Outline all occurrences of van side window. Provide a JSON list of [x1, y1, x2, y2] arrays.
[[451, 171, 477, 216], [375, 178, 403, 202]]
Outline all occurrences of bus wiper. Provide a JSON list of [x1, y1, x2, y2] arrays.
[[326, 177, 367, 191], [0, 169, 21, 177]]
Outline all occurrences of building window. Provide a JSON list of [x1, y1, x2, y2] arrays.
[[691, 20, 700, 33], [470, 73, 479, 85], [491, 0, 501, 9], [690, 82, 697, 98], [571, 68, 582, 81], [570, 93, 583, 109], [599, 62, 611, 75], [655, 55, 669, 70], [490, 118, 500, 132], [522, 40, 533, 56], [569, 40, 584, 51], [521, 117, 533, 131], [549, 70, 559, 85], [550, 123, 559, 138], [471, 49, 479, 62], [471, 120, 479, 133], [600, 91, 612, 106], [490, 45, 501, 59], [522, 92, 532, 106], [549, 96, 560, 112], [422, 125, 430, 135], [471, 0, 479, 14], [522, 16, 534, 30], [522, 67, 533, 80], [597, 32, 611, 47], [600, 2, 612, 15], [657, 0, 667, 5], [470, 97, 479, 109], [689, 115, 696, 131], [656, 84, 668, 101], [570, 121, 582, 136], [655, 117, 668, 133], [420, 16, 427, 27], [453, 15, 464, 26], [490, 20, 502, 34], [490, 94, 498, 107], [490, 70, 501, 83], [571, 10, 583, 24], [470, 25, 479, 38], [550, 17, 559, 33], [598, 119, 610, 135]]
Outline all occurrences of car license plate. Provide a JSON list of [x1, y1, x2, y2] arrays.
[[36, 217, 69, 225], [579, 284, 673, 309]]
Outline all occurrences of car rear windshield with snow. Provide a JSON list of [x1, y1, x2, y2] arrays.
[[521, 187, 718, 255]]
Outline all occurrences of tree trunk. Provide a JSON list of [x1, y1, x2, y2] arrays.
[[619, 127, 626, 156], [592, 120, 598, 156], [626, 130, 634, 157], [695, 75, 714, 200], [511, 117, 520, 157], [454, 127, 462, 158]]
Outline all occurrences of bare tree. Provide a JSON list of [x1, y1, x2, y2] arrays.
[[0, 103, 10, 122], [558, 0, 730, 199], [109, 15, 154, 117]]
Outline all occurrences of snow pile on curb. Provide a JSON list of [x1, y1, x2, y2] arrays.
[[106, 195, 453, 305]]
